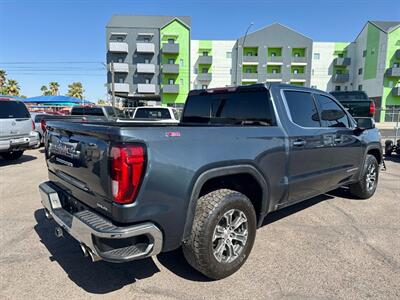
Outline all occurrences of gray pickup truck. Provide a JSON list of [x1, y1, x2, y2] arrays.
[[39, 84, 382, 279]]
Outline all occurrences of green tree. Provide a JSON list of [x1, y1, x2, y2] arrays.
[[40, 85, 51, 96], [5, 79, 20, 96], [49, 81, 60, 95], [67, 82, 84, 99], [0, 69, 6, 88]]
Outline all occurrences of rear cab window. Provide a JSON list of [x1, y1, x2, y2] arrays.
[[71, 107, 104, 116], [181, 87, 276, 126], [0, 101, 30, 119], [134, 108, 172, 119]]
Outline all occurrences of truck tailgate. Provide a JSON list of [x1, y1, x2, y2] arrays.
[[45, 121, 120, 214]]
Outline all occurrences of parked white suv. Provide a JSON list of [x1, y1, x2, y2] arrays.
[[120, 106, 180, 123], [0, 98, 39, 160]]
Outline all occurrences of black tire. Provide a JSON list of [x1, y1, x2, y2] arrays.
[[349, 154, 379, 199], [183, 189, 257, 280], [0, 151, 24, 160]]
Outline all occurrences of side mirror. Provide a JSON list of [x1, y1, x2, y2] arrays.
[[355, 117, 375, 132]]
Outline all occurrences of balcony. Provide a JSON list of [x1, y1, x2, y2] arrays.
[[109, 42, 129, 53], [137, 84, 156, 94], [162, 43, 179, 54], [242, 73, 258, 80], [197, 55, 213, 65], [291, 56, 307, 64], [332, 73, 350, 83], [197, 73, 212, 81], [162, 64, 179, 74], [242, 55, 259, 64], [110, 83, 129, 93], [136, 63, 155, 74], [291, 73, 307, 80], [392, 87, 400, 97], [267, 56, 283, 64], [386, 67, 400, 77], [334, 57, 351, 66], [266, 73, 282, 80], [163, 84, 179, 94], [136, 42, 155, 54], [111, 63, 129, 73]]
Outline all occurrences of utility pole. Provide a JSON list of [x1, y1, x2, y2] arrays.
[[110, 61, 116, 108], [236, 22, 254, 86]]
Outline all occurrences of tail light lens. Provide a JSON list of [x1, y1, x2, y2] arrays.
[[31, 119, 35, 130], [110, 144, 146, 204], [369, 101, 375, 116], [40, 119, 46, 132]]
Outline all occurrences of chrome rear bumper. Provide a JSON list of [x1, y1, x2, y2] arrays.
[[39, 182, 163, 263]]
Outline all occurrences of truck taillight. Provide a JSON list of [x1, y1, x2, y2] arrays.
[[369, 101, 375, 116], [110, 144, 145, 204], [41, 119, 46, 132]]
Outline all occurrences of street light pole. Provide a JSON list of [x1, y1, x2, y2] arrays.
[[236, 22, 254, 86]]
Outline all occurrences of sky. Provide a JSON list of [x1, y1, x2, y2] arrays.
[[0, 0, 399, 100]]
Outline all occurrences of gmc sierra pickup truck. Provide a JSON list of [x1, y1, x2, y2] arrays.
[[39, 84, 382, 279]]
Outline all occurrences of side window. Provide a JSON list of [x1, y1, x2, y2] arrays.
[[284, 91, 320, 127], [314, 94, 349, 128]]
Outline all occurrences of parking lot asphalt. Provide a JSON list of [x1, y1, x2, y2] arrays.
[[0, 148, 399, 300]]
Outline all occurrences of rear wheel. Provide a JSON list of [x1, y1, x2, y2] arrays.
[[349, 154, 379, 199], [183, 189, 256, 280], [0, 151, 24, 160]]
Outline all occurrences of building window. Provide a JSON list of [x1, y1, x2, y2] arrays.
[[168, 38, 175, 44], [202, 85, 208, 89], [272, 68, 278, 74], [116, 37, 123, 42], [293, 69, 299, 74], [118, 77, 124, 83], [336, 69, 342, 75], [245, 68, 252, 73], [388, 81, 393, 88], [358, 68, 363, 75], [363, 50, 367, 57], [168, 58, 174, 64], [143, 38, 150, 43], [338, 53, 344, 58], [117, 57, 123, 63], [144, 59, 150, 64], [168, 78, 174, 85], [294, 53, 299, 57], [194, 68, 198, 74], [247, 52, 253, 56], [180, 59, 184, 66], [358, 84, 363, 91], [271, 52, 276, 57], [313, 53, 320, 60], [394, 62, 399, 68], [202, 68, 208, 73], [145, 78, 150, 84], [226, 52, 232, 58], [202, 51, 209, 56], [335, 86, 341, 91]]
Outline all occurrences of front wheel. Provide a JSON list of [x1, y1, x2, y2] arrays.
[[183, 189, 257, 280], [349, 154, 379, 199], [0, 151, 24, 160]]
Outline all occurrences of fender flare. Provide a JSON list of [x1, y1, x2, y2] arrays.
[[182, 164, 269, 241]]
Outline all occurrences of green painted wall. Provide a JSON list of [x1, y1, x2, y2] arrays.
[[364, 23, 380, 80], [160, 19, 190, 104], [242, 65, 257, 73], [267, 65, 281, 73], [381, 26, 400, 121], [198, 40, 212, 54], [243, 47, 258, 56], [334, 42, 350, 57], [291, 66, 305, 74], [268, 47, 282, 57], [292, 48, 306, 57]]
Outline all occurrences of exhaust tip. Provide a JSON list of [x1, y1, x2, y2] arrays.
[[44, 208, 52, 220], [80, 244, 89, 257], [54, 226, 64, 238]]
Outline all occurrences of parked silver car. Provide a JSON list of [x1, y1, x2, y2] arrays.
[[30, 112, 48, 146], [0, 98, 39, 160]]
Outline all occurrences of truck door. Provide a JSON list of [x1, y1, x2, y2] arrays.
[[313, 93, 363, 189], [282, 90, 335, 203]]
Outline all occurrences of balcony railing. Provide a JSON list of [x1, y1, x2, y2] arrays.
[[267, 56, 283, 63], [136, 42, 155, 53], [291, 73, 307, 80], [162, 43, 179, 54], [137, 84, 156, 94], [386, 67, 400, 77], [110, 83, 130, 93], [197, 55, 213, 65], [197, 73, 212, 81], [392, 87, 400, 97], [242, 73, 258, 80], [265, 73, 282, 80], [162, 64, 179, 74], [109, 42, 129, 53], [334, 57, 351, 66], [111, 63, 129, 73], [136, 63, 155, 74], [332, 73, 350, 83], [163, 84, 179, 94], [291, 56, 307, 64], [242, 56, 259, 63]]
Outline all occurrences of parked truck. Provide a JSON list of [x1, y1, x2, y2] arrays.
[[39, 84, 382, 279]]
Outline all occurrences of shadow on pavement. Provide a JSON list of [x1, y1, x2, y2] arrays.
[[384, 155, 400, 163], [0, 154, 36, 167], [33, 209, 160, 294]]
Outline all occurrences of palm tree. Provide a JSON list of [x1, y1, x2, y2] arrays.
[[41, 85, 48, 95], [67, 82, 84, 99], [6, 79, 20, 96], [0, 69, 6, 88], [49, 82, 60, 95]]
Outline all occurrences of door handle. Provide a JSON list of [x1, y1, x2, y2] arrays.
[[293, 139, 306, 147], [334, 137, 342, 143]]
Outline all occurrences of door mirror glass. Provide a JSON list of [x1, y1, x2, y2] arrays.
[[355, 117, 375, 131]]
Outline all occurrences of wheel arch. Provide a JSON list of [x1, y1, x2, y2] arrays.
[[182, 164, 269, 241]]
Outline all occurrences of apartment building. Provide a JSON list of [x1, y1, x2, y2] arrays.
[[106, 15, 191, 107], [190, 40, 235, 89], [231, 23, 313, 87]]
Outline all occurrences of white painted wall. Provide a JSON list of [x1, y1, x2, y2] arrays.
[[310, 42, 335, 91], [190, 40, 235, 89]]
